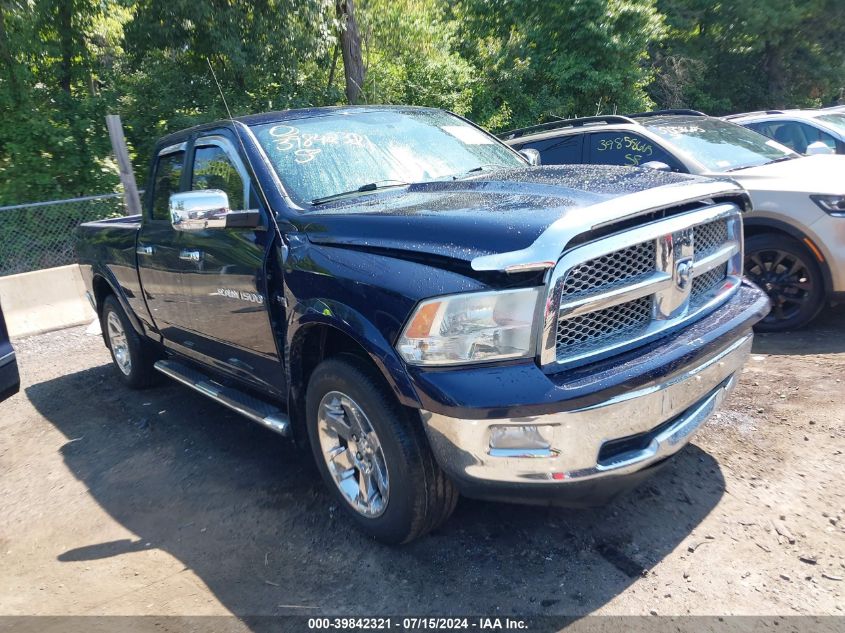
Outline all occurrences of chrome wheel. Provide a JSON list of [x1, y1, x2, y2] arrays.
[[106, 311, 132, 376], [316, 391, 389, 518]]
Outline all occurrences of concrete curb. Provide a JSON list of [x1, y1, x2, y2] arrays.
[[0, 265, 96, 338]]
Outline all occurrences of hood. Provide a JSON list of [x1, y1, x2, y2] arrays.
[[300, 165, 728, 264], [712, 154, 845, 194]]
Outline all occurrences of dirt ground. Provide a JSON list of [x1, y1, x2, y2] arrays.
[[1, 307, 843, 623]]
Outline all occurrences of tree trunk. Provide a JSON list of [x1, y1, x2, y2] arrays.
[[0, 4, 20, 105], [764, 41, 786, 109], [336, 0, 364, 104], [57, 0, 73, 95]]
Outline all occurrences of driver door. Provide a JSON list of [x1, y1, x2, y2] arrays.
[[176, 132, 285, 396]]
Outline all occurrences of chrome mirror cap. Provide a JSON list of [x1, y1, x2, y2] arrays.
[[170, 190, 231, 231]]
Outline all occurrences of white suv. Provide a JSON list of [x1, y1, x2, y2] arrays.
[[725, 109, 845, 155], [503, 111, 845, 331]]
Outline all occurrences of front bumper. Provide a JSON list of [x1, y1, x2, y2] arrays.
[[414, 282, 769, 505]]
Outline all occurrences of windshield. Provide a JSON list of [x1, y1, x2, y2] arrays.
[[251, 109, 525, 207], [645, 118, 798, 172], [816, 113, 845, 135]]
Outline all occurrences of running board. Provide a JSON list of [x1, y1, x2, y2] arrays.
[[154, 359, 290, 437]]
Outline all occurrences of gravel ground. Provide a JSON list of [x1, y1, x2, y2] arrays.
[[0, 308, 843, 622]]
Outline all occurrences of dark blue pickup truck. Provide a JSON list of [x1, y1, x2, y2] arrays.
[[76, 106, 770, 543]]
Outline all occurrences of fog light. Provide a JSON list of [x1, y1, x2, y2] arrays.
[[488, 425, 556, 458]]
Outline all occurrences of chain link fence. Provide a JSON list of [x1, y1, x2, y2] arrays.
[[0, 193, 131, 277]]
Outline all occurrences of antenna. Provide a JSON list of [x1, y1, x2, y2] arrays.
[[205, 57, 284, 238], [207, 58, 235, 122]]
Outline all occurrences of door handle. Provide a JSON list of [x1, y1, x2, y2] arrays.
[[136, 245, 155, 256], [179, 249, 203, 262]]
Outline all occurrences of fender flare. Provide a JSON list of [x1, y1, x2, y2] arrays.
[[91, 265, 147, 337], [287, 298, 420, 409]]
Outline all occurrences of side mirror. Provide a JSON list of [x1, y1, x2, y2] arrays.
[[806, 141, 835, 156], [641, 160, 671, 172], [519, 148, 541, 166], [169, 190, 261, 231]]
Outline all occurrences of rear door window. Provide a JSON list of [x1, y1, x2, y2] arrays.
[[585, 131, 680, 170], [517, 135, 583, 165], [151, 151, 185, 221]]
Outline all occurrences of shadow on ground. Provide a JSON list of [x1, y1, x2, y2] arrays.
[[752, 305, 845, 355], [26, 362, 726, 625]]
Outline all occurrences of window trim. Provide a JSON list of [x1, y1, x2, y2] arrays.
[[149, 145, 187, 222], [159, 142, 187, 156], [191, 134, 251, 209]]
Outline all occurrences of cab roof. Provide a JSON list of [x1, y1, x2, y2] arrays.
[[155, 105, 440, 148]]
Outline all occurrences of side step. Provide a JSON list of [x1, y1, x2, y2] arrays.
[[154, 359, 291, 437]]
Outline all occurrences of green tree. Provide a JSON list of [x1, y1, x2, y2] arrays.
[[653, 0, 845, 113], [119, 0, 335, 174], [0, 0, 124, 204], [453, 0, 666, 130]]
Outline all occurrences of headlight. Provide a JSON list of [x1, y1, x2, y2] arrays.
[[397, 288, 542, 365], [811, 194, 845, 217]]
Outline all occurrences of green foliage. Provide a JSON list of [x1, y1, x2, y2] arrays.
[[453, 0, 666, 130], [652, 0, 845, 113], [0, 0, 844, 205]]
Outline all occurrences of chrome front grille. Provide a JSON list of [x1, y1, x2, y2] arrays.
[[693, 219, 729, 258], [556, 296, 652, 356], [562, 241, 656, 297], [541, 203, 743, 369], [690, 262, 729, 308]]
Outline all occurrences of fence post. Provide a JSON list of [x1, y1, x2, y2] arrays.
[[105, 115, 142, 217]]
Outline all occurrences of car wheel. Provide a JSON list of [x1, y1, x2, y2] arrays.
[[101, 294, 159, 388], [744, 234, 825, 332], [306, 355, 458, 544]]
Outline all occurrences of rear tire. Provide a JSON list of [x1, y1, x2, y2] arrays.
[[306, 355, 458, 544], [744, 234, 825, 332], [101, 294, 159, 388]]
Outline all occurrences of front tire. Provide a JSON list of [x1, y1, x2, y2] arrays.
[[744, 234, 825, 332], [306, 355, 458, 544], [101, 294, 159, 388]]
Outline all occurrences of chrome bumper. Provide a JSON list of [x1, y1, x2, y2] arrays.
[[420, 333, 752, 489]]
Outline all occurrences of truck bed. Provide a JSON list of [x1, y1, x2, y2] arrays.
[[79, 214, 142, 231], [75, 215, 141, 283]]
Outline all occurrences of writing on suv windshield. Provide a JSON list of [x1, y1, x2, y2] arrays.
[[646, 118, 798, 172], [251, 110, 524, 207]]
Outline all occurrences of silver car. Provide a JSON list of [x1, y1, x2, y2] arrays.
[[725, 109, 845, 155]]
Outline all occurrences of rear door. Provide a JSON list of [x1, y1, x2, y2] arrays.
[[177, 132, 284, 395], [137, 144, 196, 349]]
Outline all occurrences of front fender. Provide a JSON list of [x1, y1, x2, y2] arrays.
[[287, 298, 420, 408]]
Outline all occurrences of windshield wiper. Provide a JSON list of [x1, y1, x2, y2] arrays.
[[311, 180, 410, 205], [726, 155, 798, 172], [766, 155, 799, 165], [451, 164, 506, 180]]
